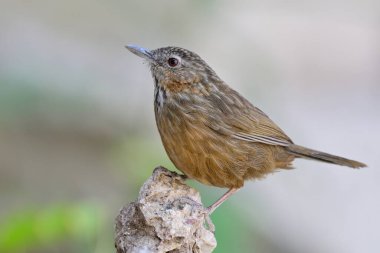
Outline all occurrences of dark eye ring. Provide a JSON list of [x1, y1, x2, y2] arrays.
[[168, 57, 179, 67]]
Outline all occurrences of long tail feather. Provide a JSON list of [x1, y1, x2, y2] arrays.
[[286, 144, 366, 168]]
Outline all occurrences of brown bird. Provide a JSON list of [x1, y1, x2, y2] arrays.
[[126, 45, 366, 213]]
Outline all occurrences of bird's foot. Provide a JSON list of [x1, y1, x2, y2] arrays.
[[202, 188, 241, 232]]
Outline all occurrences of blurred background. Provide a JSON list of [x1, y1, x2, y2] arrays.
[[0, 0, 379, 252]]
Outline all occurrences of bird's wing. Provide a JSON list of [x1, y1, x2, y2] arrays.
[[230, 111, 293, 146], [206, 87, 293, 147]]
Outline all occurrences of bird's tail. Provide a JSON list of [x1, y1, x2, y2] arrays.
[[286, 144, 366, 168]]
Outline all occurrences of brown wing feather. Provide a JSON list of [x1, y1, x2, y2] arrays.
[[207, 84, 293, 146]]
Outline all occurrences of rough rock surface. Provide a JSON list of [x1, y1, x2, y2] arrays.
[[115, 166, 216, 253]]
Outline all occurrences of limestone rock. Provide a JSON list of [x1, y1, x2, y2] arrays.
[[115, 167, 216, 253]]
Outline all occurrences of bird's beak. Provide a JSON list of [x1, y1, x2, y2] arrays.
[[125, 44, 154, 62]]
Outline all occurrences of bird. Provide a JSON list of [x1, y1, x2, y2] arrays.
[[126, 44, 366, 213]]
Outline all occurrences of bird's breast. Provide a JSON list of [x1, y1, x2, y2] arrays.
[[154, 93, 249, 188]]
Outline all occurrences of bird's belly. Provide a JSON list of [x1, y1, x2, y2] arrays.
[[156, 111, 250, 188]]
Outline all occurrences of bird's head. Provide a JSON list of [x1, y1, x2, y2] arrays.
[[126, 45, 221, 93]]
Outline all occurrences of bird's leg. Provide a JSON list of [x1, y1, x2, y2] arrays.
[[207, 188, 240, 214]]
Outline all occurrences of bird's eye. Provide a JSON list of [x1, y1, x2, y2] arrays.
[[168, 57, 179, 67]]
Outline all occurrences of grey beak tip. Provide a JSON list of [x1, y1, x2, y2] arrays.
[[125, 44, 153, 61], [125, 44, 138, 50]]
